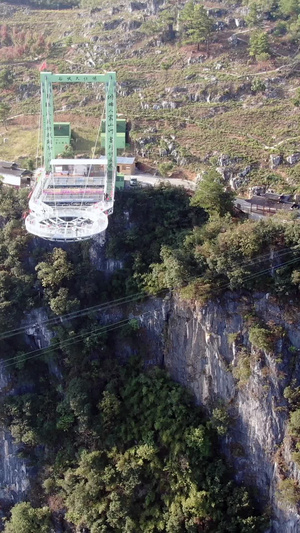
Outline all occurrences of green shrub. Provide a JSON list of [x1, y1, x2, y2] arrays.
[[292, 451, 300, 467], [228, 332, 239, 345], [232, 350, 251, 387], [288, 409, 300, 436], [277, 478, 300, 506], [249, 32, 270, 60], [251, 78, 266, 93], [284, 381, 300, 409], [4, 502, 51, 533], [210, 406, 231, 436], [249, 326, 274, 352]]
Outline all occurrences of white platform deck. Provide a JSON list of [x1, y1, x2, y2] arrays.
[[25, 165, 114, 241]]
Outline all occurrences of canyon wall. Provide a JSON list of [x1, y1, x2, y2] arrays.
[[3, 291, 300, 532]]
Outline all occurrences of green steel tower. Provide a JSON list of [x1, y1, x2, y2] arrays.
[[40, 71, 117, 198]]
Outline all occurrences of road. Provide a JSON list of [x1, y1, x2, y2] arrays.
[[124, 173, 196, 191], [1, 163, 196, 190]]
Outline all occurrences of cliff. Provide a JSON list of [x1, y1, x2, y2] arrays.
[[164, 292, 300, 533], [0, 362, 31, 510], [2, 291, 300, 532]]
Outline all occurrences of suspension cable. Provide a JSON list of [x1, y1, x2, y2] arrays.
[[79, 85, 107, 210], [36, 92, 42, 169]]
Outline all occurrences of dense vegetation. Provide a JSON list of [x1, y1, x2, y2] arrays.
[[3, 0, 300, 525], [104, 179, 300, 306], [0, 184, 272, 531], [2, 358, 268, 532]]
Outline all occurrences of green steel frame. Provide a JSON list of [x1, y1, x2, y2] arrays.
[[40, 71, 117, 197]]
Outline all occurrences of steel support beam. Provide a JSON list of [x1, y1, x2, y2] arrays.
[[40, 71, 117, 201]]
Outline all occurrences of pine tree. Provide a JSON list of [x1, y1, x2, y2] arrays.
[[249, 31, 270, 60], [246, 3, 262, 27], [180, 1, 214, 51], [279, 0, 300, 18], [0, 103, 11, 130]]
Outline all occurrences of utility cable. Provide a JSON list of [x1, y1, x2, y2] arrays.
[[1, 309, 163, 370], [207, 244, 300, 275], [0, 243, 299, 341], [0, 291, 147, 341], [215, 255, 300, 292], [2, 317, 131, 368], [2, 257, 300, 369]]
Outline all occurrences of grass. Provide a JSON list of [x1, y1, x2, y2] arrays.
[[0, 126, 38, 161]]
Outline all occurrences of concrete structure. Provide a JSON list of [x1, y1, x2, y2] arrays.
[[98, 156, 135, 176], [235, 194, 299, 219], [116, 156, 135, 175], [0, 161, 32, 188], [53, 122, 71, 157]]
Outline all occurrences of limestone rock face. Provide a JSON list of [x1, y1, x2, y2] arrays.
[[163, 293, 300, 533], [286, 153, 300, 165], [3, 286, 300, 533], [0, 362, 31, 504], [270, 154, 282, 169]]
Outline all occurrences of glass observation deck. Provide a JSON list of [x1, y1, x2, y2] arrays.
[[25, 159, 115, 242]]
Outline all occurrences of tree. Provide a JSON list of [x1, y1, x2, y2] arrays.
[[142, 8, 177, 42], [249, 325, 274, 352], [159, 8, 177, 42], [249, 31, 270, 60], [35, 248, 79, 315], [158, 162, 173, 177], [0, 102, 11, 130], [180, 1, 214, 51], [161, 60, 173, 81], [278, 479, 300, 506], [25, 158, 35, 171], [60, 144, 74, 158], [49, 287, 79, 315], [36, 248, 74, 290], [279, 0, 300, 18], [190, 170, 235, 217], [246, 3, 262, 27], [289, 408, 300, 435], [54, 367, 267, 532], [4, 502, 51, 533], [0, 68, 13, 89]]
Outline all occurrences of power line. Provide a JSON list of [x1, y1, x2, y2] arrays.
[[0, 291, 147, 341], [2, 309, 162, 370], [3, 256, 300, 370], [207, 244, 300, 273], [1, 232, 299, 342], [2, 319, 129, 369], [216, 255, 300, 291], [0, 244, 298, 341]]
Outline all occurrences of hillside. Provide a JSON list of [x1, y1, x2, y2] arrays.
[[3, 1, 300, 532], [1, 0, 300, 194]]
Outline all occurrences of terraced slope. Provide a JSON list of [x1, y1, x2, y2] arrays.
[[1, 0, 300, 194]]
